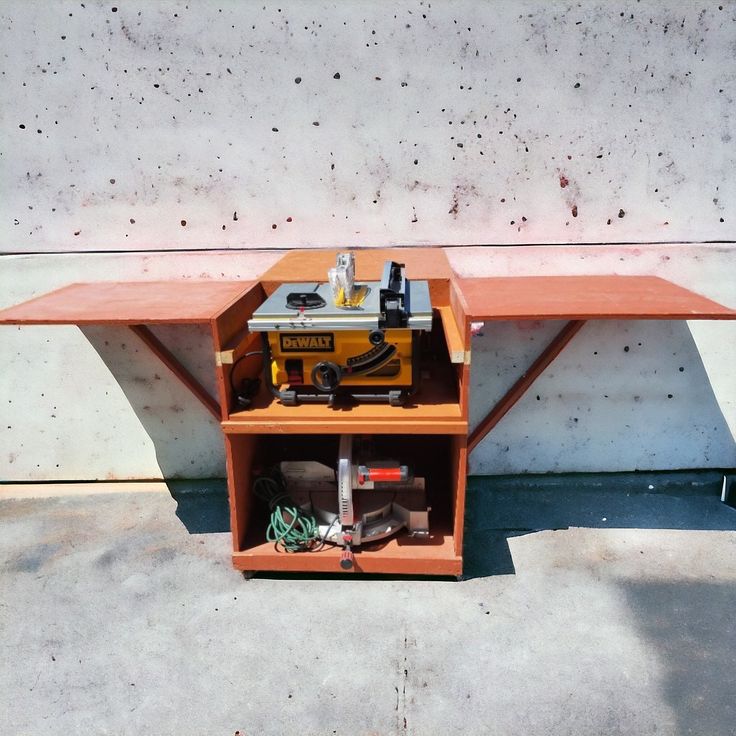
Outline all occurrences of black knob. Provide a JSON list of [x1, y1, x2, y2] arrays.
[[311, 361, 342, 392], [368, 329, 385, 345]]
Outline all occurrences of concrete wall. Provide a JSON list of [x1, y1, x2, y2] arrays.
[[0, 250, 282, 481], [0, 1, 734, 480], [2, 0, 734, 250]]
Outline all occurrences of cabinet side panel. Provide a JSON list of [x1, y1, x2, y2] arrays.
[[212, 283, 265, 349], [225, 434, 257, 551], [449, 279, 471, 420], [451, 435, 468, 562], [428, 278, 450, 308], [213, 283, 265, 418]]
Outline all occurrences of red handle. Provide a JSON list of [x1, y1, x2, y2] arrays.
[[340, 548, 354, 570], [365, 468, 404, 482]]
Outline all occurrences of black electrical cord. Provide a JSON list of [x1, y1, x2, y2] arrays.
[[229, 350, 264, 408]]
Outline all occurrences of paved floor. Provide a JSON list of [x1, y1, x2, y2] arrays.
[[1, 476, 735, 736]]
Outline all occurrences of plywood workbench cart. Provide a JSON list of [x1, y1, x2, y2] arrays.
[[1, 247, 734, 576]]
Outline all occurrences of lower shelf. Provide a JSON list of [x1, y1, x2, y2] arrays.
[[232, 522, 461, 575]]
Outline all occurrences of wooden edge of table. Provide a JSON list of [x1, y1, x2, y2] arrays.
[[221, 418, 469, 435], [260, 246, 453, 284], [0, 280, 256, 326], [454, 275, 736, 321], [231, 552, 462, 576], [437, 305, 466, 363]]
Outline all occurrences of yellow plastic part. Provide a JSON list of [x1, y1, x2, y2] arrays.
[[268, 329, 414, 388]]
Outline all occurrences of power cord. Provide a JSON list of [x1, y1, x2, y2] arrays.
[[253, 467, 320, 552], [229, 350, 263, 408]]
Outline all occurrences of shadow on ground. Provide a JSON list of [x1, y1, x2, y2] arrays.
[[167, 479, 230, 534], [621, 579, 736, 736], [165, 470, 736, 583], [463, 470, 736, 579]]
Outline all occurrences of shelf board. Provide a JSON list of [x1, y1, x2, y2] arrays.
[[232, 522, 461, 575], [222, 372, 466, 434]]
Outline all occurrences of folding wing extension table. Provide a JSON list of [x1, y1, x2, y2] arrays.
[[454, 275, 736, 453], [0, 280, 258, 421]]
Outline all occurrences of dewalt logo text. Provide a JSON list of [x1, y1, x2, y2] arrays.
[[279, 333, 335, 352]]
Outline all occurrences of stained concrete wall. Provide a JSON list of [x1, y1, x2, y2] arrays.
[[2, 0, 734, 249], [0, 1, 734, 480]]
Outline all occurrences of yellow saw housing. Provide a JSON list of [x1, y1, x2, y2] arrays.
[[269, 329, 414, 388], [247, 258, 432, 405]]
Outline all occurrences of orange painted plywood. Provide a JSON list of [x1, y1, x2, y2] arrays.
[[0, 281, 255, 325], [261, 247, 452, 284], [457, 275, 736, 321], [232, 522, 461, 575], [223, 384, 466, 435]]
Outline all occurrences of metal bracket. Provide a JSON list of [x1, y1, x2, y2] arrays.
[[337, 434, 354, 529]]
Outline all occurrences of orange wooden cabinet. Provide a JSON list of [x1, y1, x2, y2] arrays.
[[4, 248, 732, 577], [211, 249, 470, 575]]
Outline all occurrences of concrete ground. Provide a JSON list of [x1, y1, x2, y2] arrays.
[[1, 475, 735, 736]]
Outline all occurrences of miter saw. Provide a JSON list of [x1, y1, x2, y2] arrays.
[[254, 435, 430, 570]]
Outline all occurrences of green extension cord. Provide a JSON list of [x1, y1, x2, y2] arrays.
[[253, 468, 320, 552]]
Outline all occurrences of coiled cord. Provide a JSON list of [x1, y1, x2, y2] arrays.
[[253, 468, 320, 552]]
